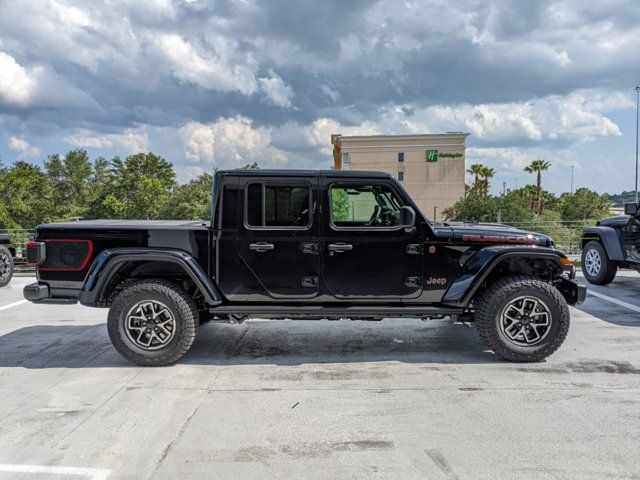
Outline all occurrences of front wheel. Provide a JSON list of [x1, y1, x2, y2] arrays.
[[0, 246, 14, 288], [474, 275, 570, 362], [107, 279, 198, 366], [581, 241, 617, 285]]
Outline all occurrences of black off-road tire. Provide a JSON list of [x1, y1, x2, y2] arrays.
[[474, 275, 570, 362], [581, 241, 617, 285], [107, 279, 198, 366], [0, 246, 14, 288]]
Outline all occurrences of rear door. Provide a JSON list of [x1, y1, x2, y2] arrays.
[[233, 175, 320, 301], [320, 177, 424, 301]]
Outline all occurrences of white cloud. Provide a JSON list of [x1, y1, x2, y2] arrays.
[[8, 136, 41, 158], [0, 51, 101, 110], [258, 70, 294, 108], [155, 34, 258, 95], [0, 52, 37, 106], [65, 128, 148, 153], [179, 116, 288, 168], [378, 90, 625, 146]]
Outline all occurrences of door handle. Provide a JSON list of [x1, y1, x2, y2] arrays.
[[328, 243, 353, 253], [249, 242, 274, 252]]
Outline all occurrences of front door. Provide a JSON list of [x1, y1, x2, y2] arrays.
[[234, 176, 320, 301], [320, 179, 424, 301]]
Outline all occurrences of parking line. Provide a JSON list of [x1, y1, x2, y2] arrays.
[[0, 299, 28, 312], [587, 290, 640, 314], [0, 463, 110, 479]]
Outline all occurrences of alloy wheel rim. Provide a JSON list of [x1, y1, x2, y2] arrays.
[[0, 252, 9, 281], [124, 300, 176, 350], [499, 296, 552, 347], [584, 249, 601, 277]]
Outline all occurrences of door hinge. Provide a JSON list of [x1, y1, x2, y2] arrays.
[[301, 242, 319, 255], [405, 276, 422, 288], [302, 276, 319, 288], [406, 244, 424, 255]]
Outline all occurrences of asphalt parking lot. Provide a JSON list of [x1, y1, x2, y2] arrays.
[[0, 274, 639, 480]]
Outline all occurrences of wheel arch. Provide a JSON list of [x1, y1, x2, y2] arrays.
[[79, 248, 223, 307], [442, 247, 574, 308], [581, 227, 624, 261]]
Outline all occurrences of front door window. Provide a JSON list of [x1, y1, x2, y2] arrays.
[[330, 184, 403, 229]]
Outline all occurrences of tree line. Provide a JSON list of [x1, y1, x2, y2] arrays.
[[444, 159, 612, 249], [0, 150, 613, 234], [0, 149, 260, 229]]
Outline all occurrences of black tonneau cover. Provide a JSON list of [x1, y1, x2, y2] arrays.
[[37, 220, 210, 231]]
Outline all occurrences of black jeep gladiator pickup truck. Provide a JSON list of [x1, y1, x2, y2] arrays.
[[24, 169, 585, 366]]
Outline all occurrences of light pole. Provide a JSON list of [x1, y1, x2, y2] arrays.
[[570, 165, 574, 194], [635, 86, 640, 202]]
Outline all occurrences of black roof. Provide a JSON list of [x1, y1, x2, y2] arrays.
[[219, 169, 391, 178]]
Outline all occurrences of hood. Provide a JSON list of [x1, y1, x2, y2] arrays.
[[597, 215, 630, 228], [432, 221, 553, 247]]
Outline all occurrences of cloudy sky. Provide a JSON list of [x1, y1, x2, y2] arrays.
[[0, 0, 639, 194]]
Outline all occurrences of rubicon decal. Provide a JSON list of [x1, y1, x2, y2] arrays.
[[462, 234, 541, 245]]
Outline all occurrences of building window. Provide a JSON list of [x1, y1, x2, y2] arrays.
[[342, 152, 349, 165], [397, 171, 404, 182], [398, 152, 404, 163]]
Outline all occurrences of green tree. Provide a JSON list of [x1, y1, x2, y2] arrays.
[[331, 188, 350, 221], [559, 188, 611, 222], [0, 161, 54, 228], [159, 172, 214, 220], [90, 153, 176, 219], [524, 159, 552, 214], [466, 163, 484, 194], [241, 162, 260, 169], [442, 188, 533, 224], [479, 166, 495, 196], [44, 149, 94, 221]]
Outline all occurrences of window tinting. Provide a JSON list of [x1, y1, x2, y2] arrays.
[[330, 184, 403, 228], [246, 183, 311, 228]]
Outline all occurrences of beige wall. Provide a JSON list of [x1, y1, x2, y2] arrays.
[[337, 134, 467, 220]]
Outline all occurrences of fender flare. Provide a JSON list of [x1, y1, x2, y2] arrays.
[[581, 226, 624, 261], [79, 247, 222, 306], [442, 246, 571, 307]]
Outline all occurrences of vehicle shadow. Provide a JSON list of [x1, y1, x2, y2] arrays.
[[573, 273, 640, 327], [0, 319, 503, 368]]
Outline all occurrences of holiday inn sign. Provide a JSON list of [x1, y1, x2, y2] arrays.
[[425, 150, 463, 162]]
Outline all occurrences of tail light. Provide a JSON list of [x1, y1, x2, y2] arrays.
[[26, 242, 46, 266], [37, 239, 93, 271]]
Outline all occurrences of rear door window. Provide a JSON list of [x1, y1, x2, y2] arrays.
[[245, 183, 312, 229]]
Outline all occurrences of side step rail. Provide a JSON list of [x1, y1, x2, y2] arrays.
[[208, 305, 464, 318]]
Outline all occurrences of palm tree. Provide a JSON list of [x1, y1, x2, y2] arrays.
[[524, 160, 551, 214], [466, 164, 484, 193], [479, 166, 495, 196]]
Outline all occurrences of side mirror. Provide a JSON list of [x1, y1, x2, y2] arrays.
[[400, 205, 416, 229], [624, 202, 639, 216]]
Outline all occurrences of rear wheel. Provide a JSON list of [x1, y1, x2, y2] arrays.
[[0, 246, 13, 288], [581, 241, 617, 285], [474, 275, 570, 362], [107, 279, 198, 366]]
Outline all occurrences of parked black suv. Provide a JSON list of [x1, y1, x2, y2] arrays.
[[581, 201, 640, 284], [24, 170, 585, 365]]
